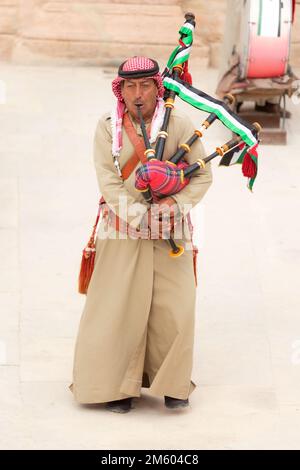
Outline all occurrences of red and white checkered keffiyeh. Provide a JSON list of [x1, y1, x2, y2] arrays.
[[112, 56, 164, 102], [111, 56, 165, 158]]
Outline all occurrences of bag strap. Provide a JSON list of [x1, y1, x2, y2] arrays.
[[85, 196, 106, 248]]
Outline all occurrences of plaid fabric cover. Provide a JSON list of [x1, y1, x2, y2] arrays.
[[135, 160, 190, 199]]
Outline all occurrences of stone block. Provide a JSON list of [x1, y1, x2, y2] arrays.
[[12, 37, 208, 66], [182, 0, 227, 42], [0, 1, 19, 5], [1, 0, 219, 66], [0, 34, 15, 61], [0, 5, 18, 34], [19, 3, 184, 45], [260, 128, 287, 145], [41, 0, 180, 4], [209, 42, 221, 68]]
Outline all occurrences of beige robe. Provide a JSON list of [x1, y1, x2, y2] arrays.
[[69, 107, 212, 404]]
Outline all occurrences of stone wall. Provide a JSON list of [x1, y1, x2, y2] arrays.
[[0, 0, 299, 67]]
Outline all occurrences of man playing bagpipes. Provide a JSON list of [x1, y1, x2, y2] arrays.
[[69, 53, 212, 413], [69, 13, 260, 414]]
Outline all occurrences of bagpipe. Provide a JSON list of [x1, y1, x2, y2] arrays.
[[134, 12, 262, 258], [78, 12, 262, 294]]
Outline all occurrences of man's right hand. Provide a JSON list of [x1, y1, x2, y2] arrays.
[[144, 199, 182, 239]]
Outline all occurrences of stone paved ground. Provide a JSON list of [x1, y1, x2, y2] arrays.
[[0, 63, 300, 450]]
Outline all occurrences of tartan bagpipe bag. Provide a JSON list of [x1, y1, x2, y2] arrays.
[[78, 14, 260, 294]]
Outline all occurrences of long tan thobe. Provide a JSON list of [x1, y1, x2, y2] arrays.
[[69, 107, 212, 404]]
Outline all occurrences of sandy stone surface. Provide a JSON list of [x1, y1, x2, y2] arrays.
[[0, 63, 300, 449]]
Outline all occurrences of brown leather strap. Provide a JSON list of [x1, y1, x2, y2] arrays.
[[121, 112, 150, 180]]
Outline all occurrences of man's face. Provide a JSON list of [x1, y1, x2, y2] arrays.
[[121, 77, 158, 122]]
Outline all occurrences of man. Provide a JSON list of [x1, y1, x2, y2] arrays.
[[69, 56, 212, 413]]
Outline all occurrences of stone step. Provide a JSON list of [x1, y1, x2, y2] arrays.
[[11, 37, 209, 67], [237, 108, 288, 144], [42, 1, 182, 16], [19, 2, 189, 45], [238, 110, 281, 129], [1, 0, 207, 66], [232, 127, 287, 145], [259, 128, 287, 145], [45, 0, 181, 4], [0, 3, 18, 34]]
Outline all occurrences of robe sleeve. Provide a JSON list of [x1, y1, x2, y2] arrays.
[[93, 115, 148, 229], [170, 115, 213, 215]]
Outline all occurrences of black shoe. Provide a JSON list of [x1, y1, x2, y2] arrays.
[[105, 397, 133, 413], [164, 395, 189, 409]]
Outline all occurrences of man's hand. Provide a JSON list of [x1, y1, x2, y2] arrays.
[[145, 196, 181, 238]]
